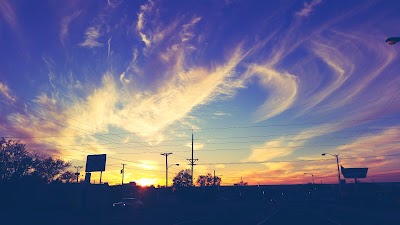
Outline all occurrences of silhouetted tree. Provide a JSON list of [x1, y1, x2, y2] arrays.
[[197, 173, 221, 186], [31, 155, 70, 183], [56, 171, 76, 183], [0, 138, 70, 184], [173, 169, 193, 187], [0, 138, 33, 182]]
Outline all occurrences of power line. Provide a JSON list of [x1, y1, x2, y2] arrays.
[[11, 130, 400, 149], [353, 87, 400, 143], [11, 136, 400, 159], [195, 153, 400, 166], [2, 94, 400, 137], [187, 132, 198, 186], [13, 129, 400, 153]]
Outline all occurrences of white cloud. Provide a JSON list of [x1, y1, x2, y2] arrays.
[[139, 32, 151, 47], [35, 93, 57, 109], [0, 0, 18, 32], [186, 142, 204, 150], [245, 65, 298, 122], [136, 0, 154, 31], [137, 12, 144, 31], [107, 37, 112, 61], [135, 160, 159, 170], [246, 123, 344, 162], [213, 111, 231, 117], [296, 0, 322, 17], [80, 26, 103, 48], [60, 11, 81, 45], [14, 44, 248, 155], [215, 164, 225, 169], [107, 0, 123, 8], [119, 72, 130, 84], [295, 31, 398, 116], [181, 17, 202, 43], [0, 82, 15, 102]]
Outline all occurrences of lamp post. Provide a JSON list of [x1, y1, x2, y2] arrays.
[[166, 163, 179, 188], [304, 173, 314, 185], [322, 153, 341, 185]]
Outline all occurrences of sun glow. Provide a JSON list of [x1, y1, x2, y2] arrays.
[[135, 178, 158, 186]]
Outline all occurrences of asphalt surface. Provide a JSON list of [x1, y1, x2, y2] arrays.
[[2, 199, 398, 225], [99, 199, 398, 225]]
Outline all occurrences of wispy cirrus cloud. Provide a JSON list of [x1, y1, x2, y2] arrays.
[[291, 30, 399, 119], [338, 127, 400, 167], [80, 26, 103, 48], [136, 0, 155, 47], [107, 0, 123, 8], [180, 17, 201, 43], [245, 65, 298, 122], [3, 43, 248, 158], [139, 32, 151, 47], [213, 111, 231, 117], [0, 0, 19, 32], [185, 142, 204, 150], [136, 0, 154, 31], [245, 122, 346, 163], [296, 0, 322, 17], [0, 82, 15, 102], [60, 10, 82, 46]]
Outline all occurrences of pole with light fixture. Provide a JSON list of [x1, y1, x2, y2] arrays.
[[322, 153, 341, 185], [167, 163, 179, 188], [304, 173, 315, 185], [161, 152, 179, 188]]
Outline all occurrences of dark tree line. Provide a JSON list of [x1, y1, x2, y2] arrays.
[[0, 138, 73, 184], [173, 169, 193, 187], [172, 169, 222, 187], [197, 173, 221, 187]]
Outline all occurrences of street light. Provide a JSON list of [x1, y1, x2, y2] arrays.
[[166, 163, 179, 188], [322, 153, 341, 185], [304, 173, 314, 185]]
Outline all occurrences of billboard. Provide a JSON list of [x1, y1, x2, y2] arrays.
[[84, 172, 91, 184], [85, 154, 106, 172], [341, 166, 368, 179]]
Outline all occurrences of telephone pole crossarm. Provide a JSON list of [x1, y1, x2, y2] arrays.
[[161, 152, 173, 188], [121, 164, 127, 185], [186, 131, 198, 186]]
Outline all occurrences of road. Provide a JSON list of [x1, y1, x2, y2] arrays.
[[1, 199, 398, 225], [100, 199, 398, 225]]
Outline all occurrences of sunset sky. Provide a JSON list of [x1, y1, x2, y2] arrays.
[[1, 0, 400, 186]]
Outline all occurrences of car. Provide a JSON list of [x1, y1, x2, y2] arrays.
[[112, 198, 144, 209]]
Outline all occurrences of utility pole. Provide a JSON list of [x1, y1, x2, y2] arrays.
[[74, 166, 82, 183], [187, 132, 198, 186], [335, 155, 341, 184], [121, 164, 126, 185], [161, 152, 173, 188], [213, 170, 216, 186]]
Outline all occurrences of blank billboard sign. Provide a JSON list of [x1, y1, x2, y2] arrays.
[[85, 154, 106, 172], [341, 166, 368, 178]]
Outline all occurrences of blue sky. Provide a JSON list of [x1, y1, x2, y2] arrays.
[[1, 0, 400, 185]]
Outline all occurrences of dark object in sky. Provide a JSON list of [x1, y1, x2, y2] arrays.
[[85, 154, 107, 172], [341, 166, 368, 178], [385, 37, 400, 45]]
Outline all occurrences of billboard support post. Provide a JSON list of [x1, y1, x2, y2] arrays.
[[85, 154, 107, 184]]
